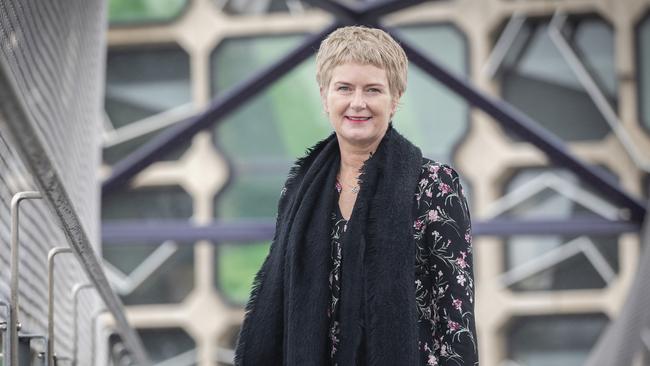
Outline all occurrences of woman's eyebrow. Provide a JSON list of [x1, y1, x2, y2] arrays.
[[333, 81, 386, 87]]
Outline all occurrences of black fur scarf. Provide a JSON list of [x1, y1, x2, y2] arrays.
[[235, 124, 423, 365]]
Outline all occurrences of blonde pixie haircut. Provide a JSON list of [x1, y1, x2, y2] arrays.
[[316, 25, 408, 101]]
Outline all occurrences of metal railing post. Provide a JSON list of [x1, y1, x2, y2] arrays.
[[47, 247, 73, 365], [10, 191, 42, 366]]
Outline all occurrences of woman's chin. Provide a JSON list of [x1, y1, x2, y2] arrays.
[[336, 129, 381, 147]]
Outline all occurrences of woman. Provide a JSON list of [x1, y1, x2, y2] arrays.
[[235, 26, 478, 366]]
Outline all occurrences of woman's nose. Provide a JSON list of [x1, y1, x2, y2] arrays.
[[350, 90, 366, 110]]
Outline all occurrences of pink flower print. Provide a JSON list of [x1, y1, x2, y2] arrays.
[[465, 232, 471, 244], [456, 256, 467, 269], [448, 320, 461, 332], [428, 355, 438, 365], [414, 220, 424, 230], [452, 298, 463, 311], [438, 182, 451, 195], [425, 187, 433, 198], [429, 165, 440, 174], [440, 344, 448, 356], [456, 274, 466, 286], [443, 166, 453, 177], [428, 209, 439, 222]]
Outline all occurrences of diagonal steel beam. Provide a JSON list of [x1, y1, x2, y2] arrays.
[[102, 21, 340, 196], [301, 0, 438, 24], [380, 25, 647, 223]]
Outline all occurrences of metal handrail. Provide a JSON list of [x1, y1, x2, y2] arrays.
[[0, 56, 150, 365]]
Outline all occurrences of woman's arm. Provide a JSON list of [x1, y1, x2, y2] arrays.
[[419, 162, 479, 365]]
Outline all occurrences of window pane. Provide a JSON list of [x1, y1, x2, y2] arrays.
[[216, 242, 270, 304], [210, 34, 330, 219], [102, 186, 193, 220], [138, 328, 196, 364], [215, 0, 310, 15], [101, 186, 195, 304], [639, 14, 650, 132], [109, 0, 188, 24], [103, 241, 195, 305], [502, 168, 619, 291], [104, 46, 192, 164], [395, 25, 470, 164], [500, 17, 616, 141], [508, 314, 608, 366]]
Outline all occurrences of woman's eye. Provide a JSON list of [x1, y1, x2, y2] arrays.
[[337, 86, 350, 91], [368, 88, 380, 93]]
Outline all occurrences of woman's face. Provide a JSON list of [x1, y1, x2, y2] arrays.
[[320, 62, 399, 149]]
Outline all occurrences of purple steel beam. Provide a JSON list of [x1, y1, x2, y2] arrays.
[[102, 219, 276, 243], [474, 218, 640, 236], [380, 25, 647, 223], [102, 21, 340, 196], [101, 217, 640, 245], [301, 0, 434, 22]]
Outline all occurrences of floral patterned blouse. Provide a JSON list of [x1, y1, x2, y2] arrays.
[[328, 159, 478, 366]]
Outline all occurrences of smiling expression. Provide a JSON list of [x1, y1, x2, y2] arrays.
[[320, 62, 399, 149]]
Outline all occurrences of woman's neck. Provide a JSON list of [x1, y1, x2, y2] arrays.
[[337, 138, 380, 180]]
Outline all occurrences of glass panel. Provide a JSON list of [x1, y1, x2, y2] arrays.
[[210, 34, 330, 219], [502, 168, 620, 291], [500, 17, 616, 141], [395, 25, 469, 164], [138, 328, 196, 364], [102, 186, 194, 304], [104, 46, 192, 164], [103, 241, 195, 305], [109, 0, 188, 24], [507, 314, 608, 366], [639, 14, 650, 132], [216, 0, 310, 15], [216, 242, 270, 304], [102, 186, 193, 220]]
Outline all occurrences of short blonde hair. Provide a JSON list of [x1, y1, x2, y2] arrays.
[[315, 26, 408, 100]]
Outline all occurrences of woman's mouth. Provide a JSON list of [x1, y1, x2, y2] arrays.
[[346, 116, 372, 123]]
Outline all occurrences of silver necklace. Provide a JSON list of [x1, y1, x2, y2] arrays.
[[337, 177, 360, 194]]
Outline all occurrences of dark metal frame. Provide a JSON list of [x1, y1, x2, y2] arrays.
[[102, 0, 647, 240]]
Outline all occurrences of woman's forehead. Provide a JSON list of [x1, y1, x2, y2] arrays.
[[329, 62, 389, 85]]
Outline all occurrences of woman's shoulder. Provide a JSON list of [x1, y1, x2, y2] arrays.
[[418, 157, 462, 184], [414, 157, 465, 210]]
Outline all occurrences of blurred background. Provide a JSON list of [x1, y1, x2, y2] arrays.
[[1, 0, 649, 365], [100, 0, 650, 365]]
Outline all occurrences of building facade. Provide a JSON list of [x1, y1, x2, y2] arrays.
[[102, 0, 650, 365]]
